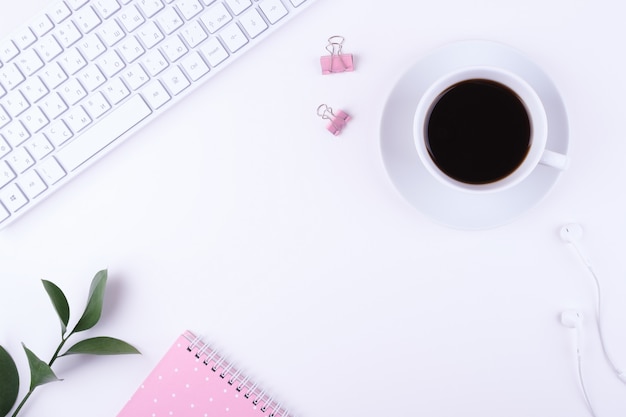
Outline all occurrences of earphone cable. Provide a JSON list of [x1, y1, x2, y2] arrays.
[[576, 335, 596, 417], [571, 243, 626, 384], [576, 342, 598, 417]]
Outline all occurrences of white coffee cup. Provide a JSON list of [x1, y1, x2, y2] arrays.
[[413, 66, 568, 193]]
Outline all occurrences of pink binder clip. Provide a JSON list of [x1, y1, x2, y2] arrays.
[[317, 104, 351, 135], [320, 36, 354, 75]]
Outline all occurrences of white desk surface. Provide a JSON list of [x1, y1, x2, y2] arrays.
[[1, 0, 626, 416]]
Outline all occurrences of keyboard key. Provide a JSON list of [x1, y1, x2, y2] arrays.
[[73, 5, 102, 33], [156, 7, 184, 34], [83, 91, 111, 118], [160, 35, 188, 62], [122, 64, 150, 90], [175, 0, 203, 20], [240, 8, 268, 38], [180, 20, 207, 47], [35, 35, 64, 62], [92, 0, 122, 19], [102, 77, 130, 104], [64, 105, 92, 133], [21, 106, 49, 133], [201, 3, 232, 33], [259, 0, 288, 24], [77, 65, 106, 91], [200, 37, 228, 67], [78, 33, 107, 60], [39, 62, 68, 89], [98, 50, 126, 77], [118, 5, 145, 32], [3, 90, 30, 118], [24, 134, 54, 160], [0, 107, 10, 129], [59, 78, 88, 105], [59, 48, 88, 75], [0, 204, 9, 224], [3, 120, 30, 147], [40, 92, 69, 119], [0, 183, 28, 212], [0, 161, 17, 189], [0, 63, 26, 90], [99, 20, 126, 46], [45, 119, 73, 146], [7, 147, 35, 173], [37, 157, 66, 184], [56, 94, 152, 170], [141, 80, 170, 109], [30, 14, 55, 37], [13, 27, 37, 50], [180, 52, 209, 81], [67, 0, 91, 10], [48, 1, 72, 23], [56, 21, 83, 47], [138, 0, 165, 18], [225, 0, 252, 15], [15, 49, 45, 76], [19, 170, 47, 199], [162, 66, 189, 95], [220, 23, 248, 52], [21, 76, 49, 103], [143, 49, 169, 76], [2, 120, 30, 147], [0, 136, 10, 158], [137, 21, 165, 48], [118, 36, 145, 62], [0, 40, 19, 63]]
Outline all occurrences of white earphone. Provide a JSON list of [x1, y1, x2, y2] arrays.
[[560, 223, 625, 380], [560, 223, 591, 266], [560, 223, 583, 244], [559, 223, 626, 417], [559, 309, 597, 417], [560, 309, 583, 330]]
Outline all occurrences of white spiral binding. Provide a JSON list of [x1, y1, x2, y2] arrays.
[[228, 369, 243, 386], [184, 331, 294, 417]]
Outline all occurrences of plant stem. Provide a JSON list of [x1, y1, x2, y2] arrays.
[[11, 333, 71, 417], [48, 332, 71, 367], [11, 389, 34, 417]]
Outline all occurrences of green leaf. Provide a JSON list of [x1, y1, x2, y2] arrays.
[[73, 270, 107, 333], [42, 280, 70, 335], [62, 337, 140, 356], [22, 344, 61, 390], [0, 346, 19, 416]]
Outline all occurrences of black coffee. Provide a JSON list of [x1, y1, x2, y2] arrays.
[[426, 79, 531, 185]]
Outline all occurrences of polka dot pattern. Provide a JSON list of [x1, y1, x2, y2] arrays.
[[117, 334, 289, 417]]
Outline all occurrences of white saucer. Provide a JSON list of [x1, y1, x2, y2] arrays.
[[380, 40, 569, 229]]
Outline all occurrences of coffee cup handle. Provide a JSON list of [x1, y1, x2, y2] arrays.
[[540, 149, 569, 171]]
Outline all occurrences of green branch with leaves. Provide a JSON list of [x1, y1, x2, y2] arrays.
[[0, 269, 140, 417]]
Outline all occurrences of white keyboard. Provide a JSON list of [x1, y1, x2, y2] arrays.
[[0, 0, 316, 229]]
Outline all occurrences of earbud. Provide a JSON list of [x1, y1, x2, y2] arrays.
[[560, 223, 591, 267], [561, 310, 583, 329], [560, 310, 595, 415], [560, 223, 584, 244]]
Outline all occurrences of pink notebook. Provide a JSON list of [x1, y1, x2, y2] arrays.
[[117, 331, 293, 417]]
